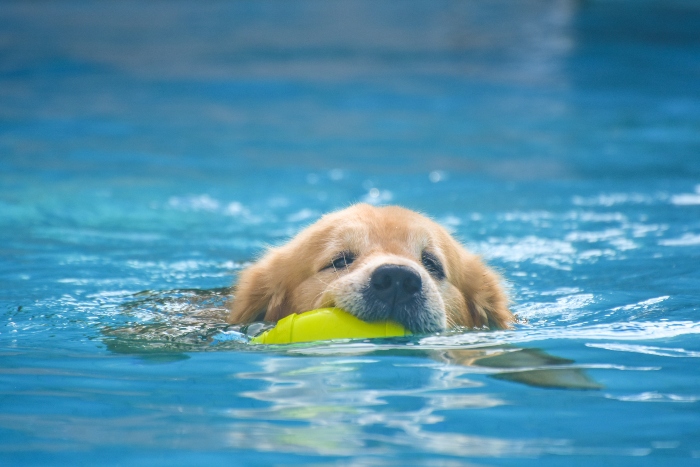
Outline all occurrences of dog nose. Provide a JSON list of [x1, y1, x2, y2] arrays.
[[369, 264, 422, 304]]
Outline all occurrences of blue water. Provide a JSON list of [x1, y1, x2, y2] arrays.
[[2, 1, 700, 464]]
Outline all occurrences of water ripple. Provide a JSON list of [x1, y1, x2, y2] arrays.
[[586, 343, 700, 358]]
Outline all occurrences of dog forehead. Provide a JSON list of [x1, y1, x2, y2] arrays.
[[320, 206, 437, 255]]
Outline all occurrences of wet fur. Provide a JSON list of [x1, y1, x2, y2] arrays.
[[227, 204, 513, 332]]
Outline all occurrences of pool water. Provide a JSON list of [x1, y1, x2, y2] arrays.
[[2, 1, 700, 465]]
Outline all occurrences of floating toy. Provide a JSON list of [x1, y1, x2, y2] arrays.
[[250, 307, 410, 344]]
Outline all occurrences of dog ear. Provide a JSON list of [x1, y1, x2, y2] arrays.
[[450, 251, 513, 330], [227, 250, 291, 324]]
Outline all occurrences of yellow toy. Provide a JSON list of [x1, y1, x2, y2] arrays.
[[250, 307, 410, 344]]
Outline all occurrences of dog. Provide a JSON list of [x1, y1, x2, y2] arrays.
[[227, 204, 513, 333]]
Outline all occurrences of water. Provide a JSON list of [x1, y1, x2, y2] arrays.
[[2, 0, 700, 464]]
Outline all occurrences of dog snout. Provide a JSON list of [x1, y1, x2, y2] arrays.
[[369, 264, 422, 305]]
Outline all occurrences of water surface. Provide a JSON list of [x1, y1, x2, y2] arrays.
[[1, 1, 700, 465]]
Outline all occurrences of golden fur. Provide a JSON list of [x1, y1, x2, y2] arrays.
[[227, 204, 513, 332]]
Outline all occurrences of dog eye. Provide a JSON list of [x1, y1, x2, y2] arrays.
[[324, 251, 356, 271], [421, 251, 445, 280]]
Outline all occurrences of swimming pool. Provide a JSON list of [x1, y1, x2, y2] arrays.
[[2, 1, 699, 464]]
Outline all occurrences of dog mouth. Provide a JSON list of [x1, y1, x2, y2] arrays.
[[327, 264, 446, 334], [352, 298, 445, 334]]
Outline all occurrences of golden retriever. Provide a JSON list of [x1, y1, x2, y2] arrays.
[[227, 204, 513, 333]]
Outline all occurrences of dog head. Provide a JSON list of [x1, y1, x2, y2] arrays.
[[228, 204, 512, 333]]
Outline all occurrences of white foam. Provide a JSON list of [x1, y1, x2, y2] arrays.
[[478, 236, 576, 270], [611, 296, 669, 312], [659, 234, 700, 246], [605, 392, 699, 403], [418, 321, 700, 348]]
